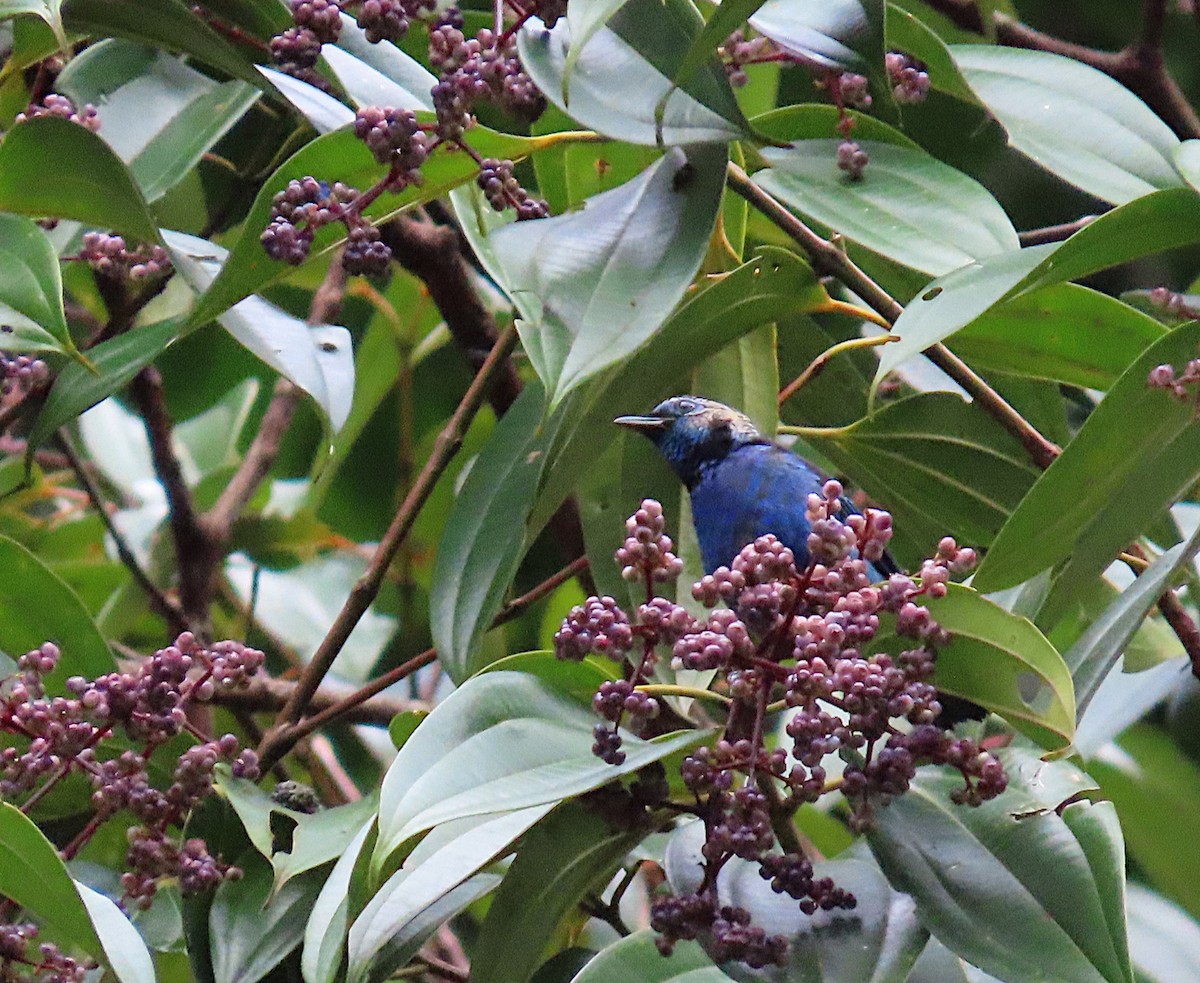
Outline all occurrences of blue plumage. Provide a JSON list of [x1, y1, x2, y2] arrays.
[[616, 395, 895, 576]]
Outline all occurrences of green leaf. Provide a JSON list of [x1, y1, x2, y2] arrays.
[[750, 0, 871, 70], [868, 749, 1133, 983], [950, 45, 1183, 205], [189, 124, 546, 324], [215, 769, 289, 859], [164, 231, 355, 431], [952, 284, 1166, 390], [431, 384, 549, 683], [0, 804, 103, 956], [756, 140, 1019, 276], [301, 821, 374, 983], [490, 144, 727, 408], [667, 0, 771, 111], [273, 793, 380, 894], [350, 811, 540, 983], [1126, 883, 1200, 983], [56, 39, 259, 202], [0, 116, 158, 242], [912, 585, 1075, 751], [1065, 520, 1200, 723], [1089, 726, 1200, 923], [323, 21, 436, 111], [0, 534, 113, 690], [0, 0, 66, 51], [259, 65, 354, 134], [27, 317, 183, 455], [805, 392, 1040, 561], [373, 666, 709, 872], [472, 801, 648, 983], [0, 213, 75, 357], [568, 932, 728, 983], [974, 321, 1200, 594], [884, 4, 979, 105], [519, 0, 749, 146], [61, 0, 263, 87], [209, 851, 328, 983], [75, 881, 157, 983], [666, 821, 926, 983]]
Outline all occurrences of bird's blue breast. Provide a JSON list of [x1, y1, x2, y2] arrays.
[[690, 443, 826, 574]]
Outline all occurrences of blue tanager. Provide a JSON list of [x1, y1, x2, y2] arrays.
[[615, 395, 898, 578]]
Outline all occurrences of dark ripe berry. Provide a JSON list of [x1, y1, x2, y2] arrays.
[[341, 224, 393, 277], [475, 158, 549, 219], [261, 217, 312, 264], [291, 0, 342, 44], [16, 92, 100, 131], [636, 597, 694, 644], [356, 0, 432, 43], [353, 105, 429, 178], [271, 26, 324, 69], [836, 140, 869, 180], [710, 906, 788, 968], [592, 722, 625, 765], [555, 596, 634, 661]]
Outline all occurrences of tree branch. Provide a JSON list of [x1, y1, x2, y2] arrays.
[[1018, 215, 1100, 247], [258, 324, 521, 754]]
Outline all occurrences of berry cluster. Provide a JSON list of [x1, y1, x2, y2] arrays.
[[1148, 350, 1200, 412], [477, 159, 549, 220], [718, 30, 779, 88], [1148, 286, 1200, 320], [886, 51, 931, 104], [0, 923, 93, 983], [15, 94, 100, 131], [0, 634, 263, 908], [554, 493, 1004, 965], [79, 232, 172, 280], [1, 353, 49, 398]]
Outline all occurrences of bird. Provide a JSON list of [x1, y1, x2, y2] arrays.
[[614, 395, 897, 578]]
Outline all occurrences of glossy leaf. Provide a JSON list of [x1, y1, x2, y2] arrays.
[[0, 213, 74, 356], [0, 0, 66, 49], [0, 534, 114, 690], [323, 19, 436, 111], [1126, 883, 1200, 983], [570, 932, 727, 982], [0, 116, 158, 241], [666, 820, 926, 983], [750, 0, 871, 70], [76, 881, 157, 983], [0, 804, 102, 956], [488, 144, 727, 408], [431, 384, 548, 683], [164, 230, 355, 431], [302, 821, 373, 983], [209, 852, 327, 983], [951, 45, 1182, 204], [519, 0, 748, 146], [26, 317, 183, 455], [1074, 657, 1191, 759], [273, 793, 380, 893], [259, 65, 354, 133], [884, 4, 979, 105], [1065, 520, 1200, 722], [1089, 726, 1200, 922], [349, 809, 545, 983], [472, 801, 648, 983], [952, 284, 1166, 390], [974, 321, 1200, 594], [757, 140, 1019, 276], [668, 0, 771, 105], [805, 392, 1039, 561], [1176, 140, 1200, 192], [373, 666, 709, 870], [869, 749, 1133, 983], [61, 0, 263, 87]]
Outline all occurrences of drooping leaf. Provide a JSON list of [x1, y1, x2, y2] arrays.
[[209, 852, 328, 983], [950, 45, 1182, 205], [974, 321, 1200, 595], [487, 144, 727, 408], [750, 0, 871, 70], [373, 666, 709, 871], [323, 18, 436, 111], [756, 140, 1019, 276], [568, 931, 728, 982], [259, 65, 355, 134], [0, 116, 158, 242], [0, 534, 114, 691], [75, 882, 157, 983], [26, 317, 183, 456], [0, 804, 103, 956], [952, 284, 1166, 390], [163, 230, 355, 432], [868, 749, 1133, 983], [805, 392, 1040, 563], [1126, 883, 1200, 983], [1176, 140, 1200, 192], [302, 821, 374, 983], [472, 801, 649, 983], [431, 384, 549, 683], [0, 0, 67, 50], [1064, 520, 1200, 722], [0, 212, 76, 356], [519, 0, 749, 146]]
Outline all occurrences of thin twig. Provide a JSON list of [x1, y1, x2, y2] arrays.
[[725, 163, 1061, 469], [259, 325, 520, 754], [58, 432, 189, 634], [778, 335, 899, 406], [1018, 215, 1100, 247]]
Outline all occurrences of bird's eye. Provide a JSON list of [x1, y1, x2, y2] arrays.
[[676, 398, 699, 413]]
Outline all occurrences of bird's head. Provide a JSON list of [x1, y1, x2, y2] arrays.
[[615, 396, 765, 487]]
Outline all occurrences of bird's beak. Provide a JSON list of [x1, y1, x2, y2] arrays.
[[614, 414, 670, 432]]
